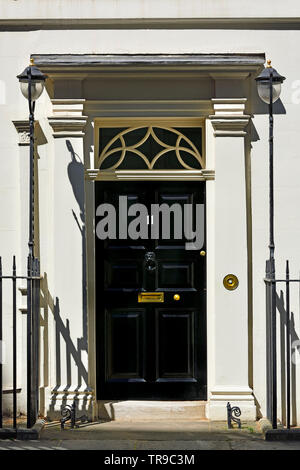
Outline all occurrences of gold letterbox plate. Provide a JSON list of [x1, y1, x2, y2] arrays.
[[138, 292, 164, 303]]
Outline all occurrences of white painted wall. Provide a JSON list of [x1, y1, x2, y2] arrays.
[[0, 0, 299, 21], [0, 3, 299, 422]]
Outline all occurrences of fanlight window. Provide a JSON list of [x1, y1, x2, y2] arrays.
[[97, 126, 203, 171]]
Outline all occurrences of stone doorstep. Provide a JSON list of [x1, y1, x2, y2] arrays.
[[98, 400, 207, 422]]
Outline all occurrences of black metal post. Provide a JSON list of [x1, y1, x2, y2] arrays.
[[286, 260, 291, 429], [26, 69, 36, 429], [265, 260, 272, 421], [71, 401, 76, 429], [12, 256, 17, 429], [0, 257, 2, 428], [28, 71, 35, 260], [27, 255, 32, 428], [32, 257, 40, 422], [268, 72, 277, 429]]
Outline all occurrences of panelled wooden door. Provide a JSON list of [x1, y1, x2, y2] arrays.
[[95, 181, 206, 400]]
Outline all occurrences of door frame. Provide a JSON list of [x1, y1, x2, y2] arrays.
[[85, 116, 215, 408]]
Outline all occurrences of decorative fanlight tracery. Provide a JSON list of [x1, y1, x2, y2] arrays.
[[97, 126, 204, 171]]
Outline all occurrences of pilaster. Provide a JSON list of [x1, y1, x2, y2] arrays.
[[207, 98, 256, 421], [47, 100, 97, 420]]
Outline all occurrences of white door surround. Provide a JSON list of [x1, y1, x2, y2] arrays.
[[29, 53, 264, 421]]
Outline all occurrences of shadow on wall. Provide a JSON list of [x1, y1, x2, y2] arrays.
[[40, 274, 91, 418], [39, 140, 89, 418], [66, 139, 87, 351], [276, 286, 300, 426]]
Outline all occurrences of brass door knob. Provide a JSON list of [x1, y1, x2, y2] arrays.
[[173, 294, 180, 301], [200, 250, 206, 257]]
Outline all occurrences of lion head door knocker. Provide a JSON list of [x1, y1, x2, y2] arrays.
[[144, 252, 157, 273]]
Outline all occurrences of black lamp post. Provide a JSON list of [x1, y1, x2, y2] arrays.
[[17, 58, 47, 259], [17, 58, 46, 427], [255, 60, 285, 429]]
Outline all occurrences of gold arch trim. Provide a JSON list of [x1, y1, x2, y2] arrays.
[[97, 126, 204, 171]]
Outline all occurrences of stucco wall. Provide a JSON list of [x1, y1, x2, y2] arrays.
[[0, 3, 299, 422]]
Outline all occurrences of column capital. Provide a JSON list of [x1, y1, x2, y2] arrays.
[[209, 98, 250, 137], [48, 99, 88, 138], [13, 120, 44, 146], [13, 120, 33, 146]]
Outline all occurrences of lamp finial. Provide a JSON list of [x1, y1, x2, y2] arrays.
[[29, 58, 35, 66], [267, 59, 272, 68]]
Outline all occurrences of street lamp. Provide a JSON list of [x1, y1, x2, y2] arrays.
[[17, 58, 47, 258], [16, 58, 47, 428], [255, 60, 285, 429]]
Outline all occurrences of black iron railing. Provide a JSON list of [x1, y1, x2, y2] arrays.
[[0, 255, 40, 430], [265, 259, 300, 429]]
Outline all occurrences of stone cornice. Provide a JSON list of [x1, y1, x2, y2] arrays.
[[32, 54, 264, 79], [33, 54, 265, 68], [209, 98, 250, 137], [0, 0, 298, 26], [48, 116, 88, 138], [1, 18, 299, 30], [48, 99, 87, 138], [209, 115, 250, 137]]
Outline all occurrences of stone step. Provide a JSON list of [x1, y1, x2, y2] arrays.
[[98, 400, 207, 422]]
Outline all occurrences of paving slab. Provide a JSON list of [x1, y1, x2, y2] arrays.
[[1, 437, 300, 450], [41, 419, 261, 442], [0, 419, 293, 450]]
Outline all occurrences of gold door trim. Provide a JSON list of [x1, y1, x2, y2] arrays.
[[89, 117, 207, 181], [138, 292, 164, 303]]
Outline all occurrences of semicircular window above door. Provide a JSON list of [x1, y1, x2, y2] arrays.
[[93, 119, 205, 179]]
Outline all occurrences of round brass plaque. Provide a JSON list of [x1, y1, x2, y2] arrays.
[[223, 274, 239, 291], [173, 294, 180, 301]]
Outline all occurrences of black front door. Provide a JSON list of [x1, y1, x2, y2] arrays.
[[95, 181, 206, 400]]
